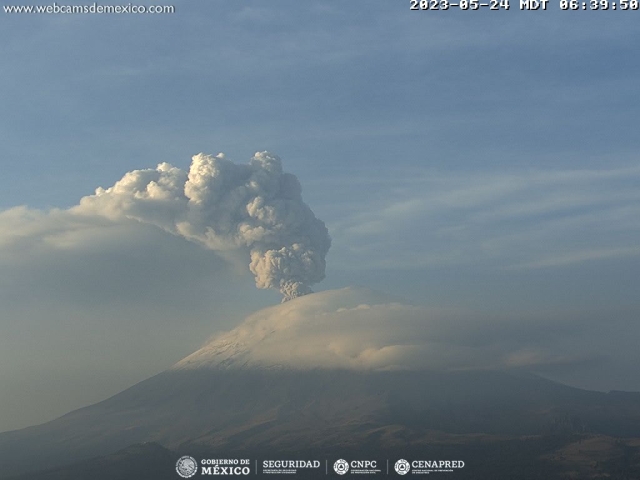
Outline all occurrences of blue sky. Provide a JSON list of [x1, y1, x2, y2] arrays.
[[1, 1, 639, 431]]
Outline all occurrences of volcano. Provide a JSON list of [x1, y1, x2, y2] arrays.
[[2, 289, 640, 479]]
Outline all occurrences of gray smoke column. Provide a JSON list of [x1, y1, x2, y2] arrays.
[[76, 151, 331, 301]]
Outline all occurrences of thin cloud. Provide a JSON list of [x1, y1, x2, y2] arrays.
[[505, 246, 640, 270], [173, 287, 621, 375], [327, 164, 640, 271]]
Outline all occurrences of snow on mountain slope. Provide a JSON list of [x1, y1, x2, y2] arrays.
[[171, 287, 581, 373]]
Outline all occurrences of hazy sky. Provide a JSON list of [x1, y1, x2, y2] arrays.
[[1, 1, 639, 432]]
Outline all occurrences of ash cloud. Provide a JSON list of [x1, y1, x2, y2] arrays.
[[76, 152, 331, 301]]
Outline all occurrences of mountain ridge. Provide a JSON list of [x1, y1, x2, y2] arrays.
[[1, 368, 640, 478]]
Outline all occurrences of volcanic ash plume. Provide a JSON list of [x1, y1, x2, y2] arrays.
[[76, 151, 331, 301]]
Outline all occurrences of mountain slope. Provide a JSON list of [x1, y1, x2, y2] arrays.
[[3, 289, 640, 478], [1, 368, 640, 478]]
